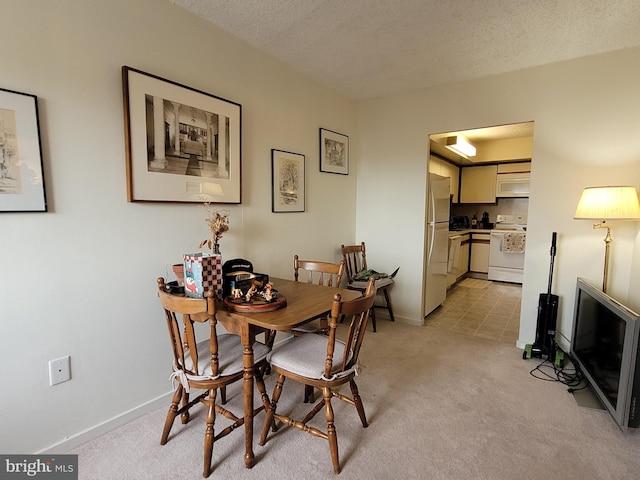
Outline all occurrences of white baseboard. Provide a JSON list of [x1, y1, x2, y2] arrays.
[[516, 333, 570, 353], [374, 310, 422, 326], [38, 391, 173, 454]]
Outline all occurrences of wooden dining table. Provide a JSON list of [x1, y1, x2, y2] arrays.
[[214, 277, 361, 469]]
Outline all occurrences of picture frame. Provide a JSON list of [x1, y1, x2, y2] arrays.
[[122, 66, 241, 203], [319, 128, 349, 175], [0, 88, 47, 212], [271, 149, 305, 213]]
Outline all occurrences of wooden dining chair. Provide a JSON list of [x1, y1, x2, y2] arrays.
[[293, 255, 346, 402], [156, 277, 271, 478], [293, 256, 346, 331], [294, 255, 345, 287], [259, 277, 376, 474], [341, 242, 395, 332]]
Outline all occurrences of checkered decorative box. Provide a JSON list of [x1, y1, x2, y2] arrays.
[[183, 253, 223, 300]]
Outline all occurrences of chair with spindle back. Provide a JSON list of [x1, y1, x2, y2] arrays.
[[259, 277, 376, 474], [294, 255, 345, 288], [292, 255, 346, 402], [341, 242, 395, 332], [156, 277, 271, 478]]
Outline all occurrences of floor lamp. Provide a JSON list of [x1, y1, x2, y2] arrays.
[[574, 186, 640, 293]]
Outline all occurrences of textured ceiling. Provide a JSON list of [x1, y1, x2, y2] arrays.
[[169, 0, 640, 101]]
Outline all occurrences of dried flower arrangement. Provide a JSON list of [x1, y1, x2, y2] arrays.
[[199, 203, 230, 254]]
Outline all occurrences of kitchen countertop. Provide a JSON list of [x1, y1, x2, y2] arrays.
[[449, 228, 526, 236], [448, 229, 491, 235]]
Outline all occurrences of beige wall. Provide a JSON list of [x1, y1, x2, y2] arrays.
[[3, 0, 640, 455], [357, 47, 640, 350], [0, 0, 357, 453]]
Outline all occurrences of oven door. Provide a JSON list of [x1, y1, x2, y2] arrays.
[[489, 232, 526, 269], [488, 232, 525, 283]]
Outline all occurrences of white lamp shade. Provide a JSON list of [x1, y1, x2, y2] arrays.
[[574, 186, 640, 220]]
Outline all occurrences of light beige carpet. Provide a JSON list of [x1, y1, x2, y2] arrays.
[[73, 320, 640, 479]]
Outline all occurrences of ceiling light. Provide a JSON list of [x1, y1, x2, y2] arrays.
[[445, 136, 476, 158]]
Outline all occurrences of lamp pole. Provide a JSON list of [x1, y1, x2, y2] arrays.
[[595, 221, 612, 293]]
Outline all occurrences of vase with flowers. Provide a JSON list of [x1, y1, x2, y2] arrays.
[[199, 204, 230, 255]]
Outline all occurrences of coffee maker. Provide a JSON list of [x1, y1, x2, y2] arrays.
[[480, 211, 493, 229]]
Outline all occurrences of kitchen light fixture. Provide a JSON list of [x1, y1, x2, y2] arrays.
[[445, 135, 476, 158], [574, 185, 640, 293]]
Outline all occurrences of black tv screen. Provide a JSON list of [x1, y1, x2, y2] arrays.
[[570, 278, 640, 429], [572, 287, 626, 408]]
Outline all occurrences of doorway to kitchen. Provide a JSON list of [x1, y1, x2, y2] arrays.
[[423, 121, 534, 341]]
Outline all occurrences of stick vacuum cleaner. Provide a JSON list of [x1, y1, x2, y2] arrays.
[[524, 232, 563, 366]]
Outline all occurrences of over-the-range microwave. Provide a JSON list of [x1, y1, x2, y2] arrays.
[[496, 172, 530, 197]]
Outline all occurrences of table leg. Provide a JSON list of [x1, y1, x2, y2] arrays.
[[243, 336, 255, 469]]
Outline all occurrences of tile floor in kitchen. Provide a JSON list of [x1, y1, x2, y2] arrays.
[[425, 278, 521, 344]]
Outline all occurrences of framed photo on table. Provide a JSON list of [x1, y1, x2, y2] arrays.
[[319, 128, 349, 175], [0, 88, 47, 212], [122, 66, 241, 203], [271, 149, 305, 213]]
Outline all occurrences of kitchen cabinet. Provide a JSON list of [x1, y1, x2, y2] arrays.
[[460, 165, 497, 203], [497, 162, 531, 173], [429, 156, 460, 202], [470, 232, 491, 273]]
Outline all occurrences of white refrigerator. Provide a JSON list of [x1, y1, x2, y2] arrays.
[[424, 173, 451, 317]]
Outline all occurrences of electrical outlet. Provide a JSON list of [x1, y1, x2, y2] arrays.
[[49, 356, 71, 386]]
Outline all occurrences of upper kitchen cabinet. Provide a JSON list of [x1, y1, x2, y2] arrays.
[[460, 165, 497, 203], [497, 162, 531, 173], [429, 155, 460, 202]]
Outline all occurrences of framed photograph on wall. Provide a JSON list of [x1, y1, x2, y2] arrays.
[[319, 128, 349, 175], [0, 88, 47, 212], [122, 66, 241, 203], [272, 149, 305, 213]]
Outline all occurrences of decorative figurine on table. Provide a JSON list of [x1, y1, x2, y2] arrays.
[[231, 285, 243, 299], [262, 283, 274, 302], [223, 278, 284, 312], [245, 282, 259, 302]]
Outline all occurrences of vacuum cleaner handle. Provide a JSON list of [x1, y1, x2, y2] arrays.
[[547, 232, 557, 296]]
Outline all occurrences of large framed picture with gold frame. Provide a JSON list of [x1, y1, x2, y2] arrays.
[[122, 66, 241, 203]]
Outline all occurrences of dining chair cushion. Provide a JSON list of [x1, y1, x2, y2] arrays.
[[267, 333, 353, 380], [349, 277, 393, 290], [180, 334, 270, 382]]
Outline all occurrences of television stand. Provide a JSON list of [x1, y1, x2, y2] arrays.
[[571, 383, 605, 412]]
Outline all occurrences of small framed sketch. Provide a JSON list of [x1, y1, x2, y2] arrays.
[[272, 149, 305, 213], [0, 88, 47, 212], [319, 128, 349, 175], [122, 66, 241, 203]]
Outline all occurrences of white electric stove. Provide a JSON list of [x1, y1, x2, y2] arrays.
[[489, 215, 527, 283]]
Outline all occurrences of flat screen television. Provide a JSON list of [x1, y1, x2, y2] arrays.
[[570, 278, 640, 429]]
